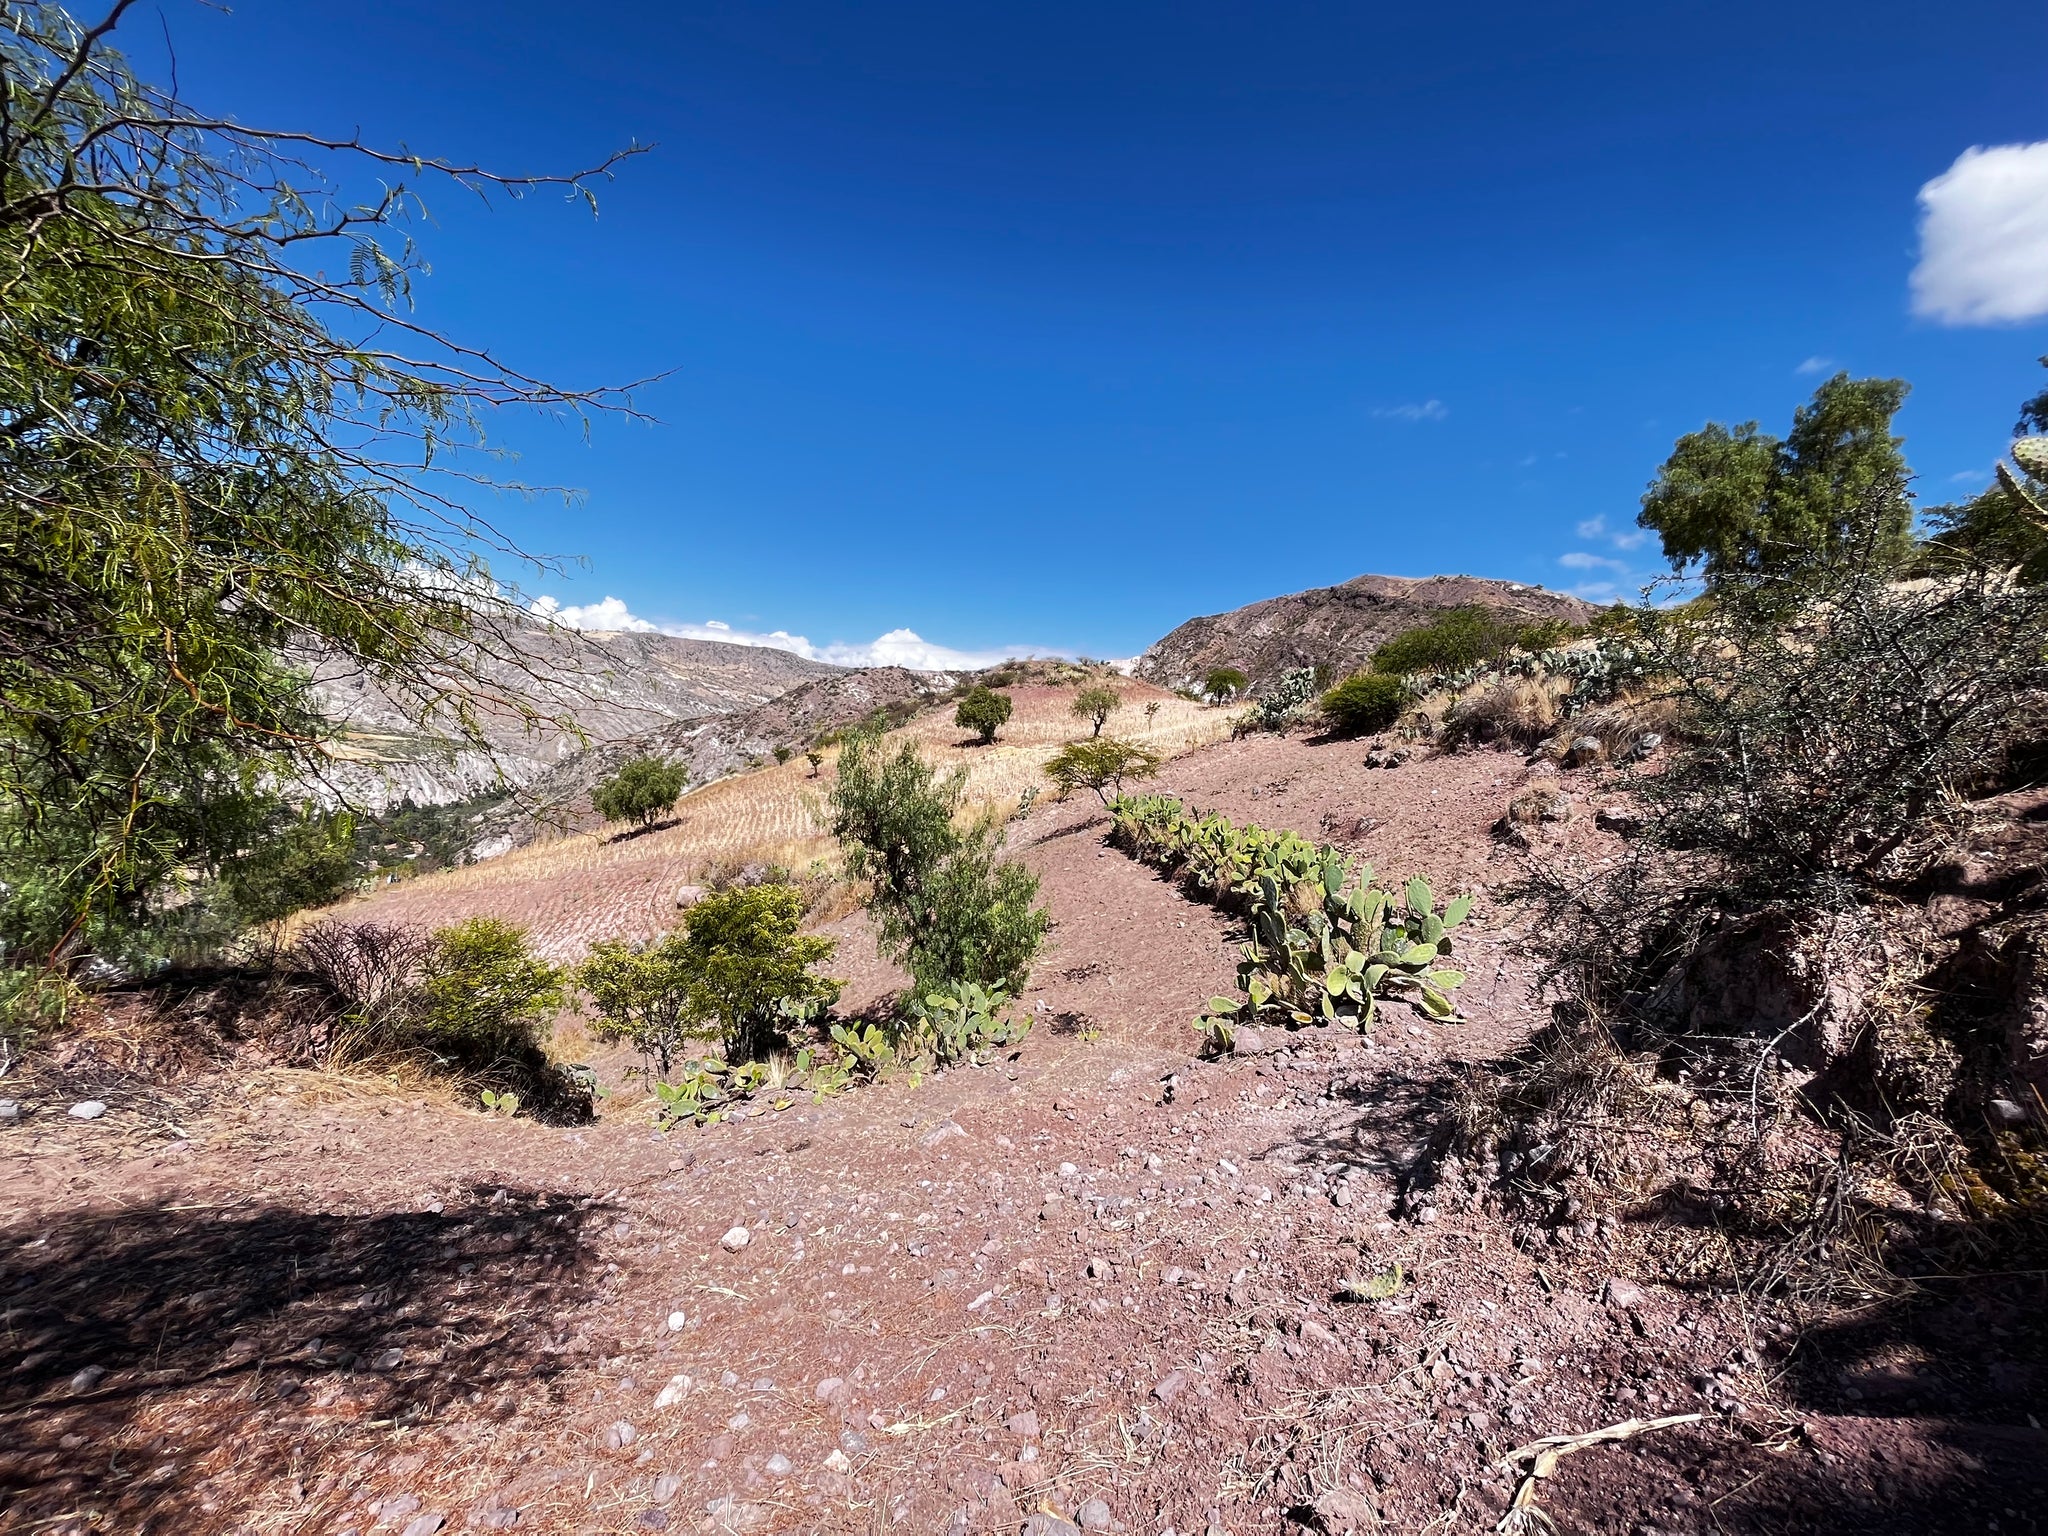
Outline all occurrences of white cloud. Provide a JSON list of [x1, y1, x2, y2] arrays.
[[1611, 527, 1649, 550], [1575, 515, 1608, 540], [1796, 355, 1836, 375], [1910, 141, 2048, 325], [530, 595, 1051, 671], [1372, 399, 1447, 422], [1949, 467, 1992, 484], [1559, 551, 1629, 573]]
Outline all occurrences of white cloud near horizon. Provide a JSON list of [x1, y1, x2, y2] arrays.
[[1559, 551, 1629, 574], [1911, 142, 2048, 325], [1372, 399, 1447, 422], [528, 595, 1058, 671], [1796, 355, 1836, 375]]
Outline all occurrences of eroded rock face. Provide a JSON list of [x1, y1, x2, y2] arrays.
[[1652, 909, 1883, 1071]]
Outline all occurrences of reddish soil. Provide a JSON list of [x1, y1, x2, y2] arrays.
[[4, 733, 2043, 1536]]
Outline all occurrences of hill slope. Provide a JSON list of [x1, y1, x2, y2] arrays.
[[309, 627, 843, 810], [1136, 572, 1595, 692]]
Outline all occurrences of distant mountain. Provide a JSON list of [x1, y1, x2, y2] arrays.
[[310, 627, 843, 811], [476, 665, 953, 851], [1136, 573, 1596, 693]]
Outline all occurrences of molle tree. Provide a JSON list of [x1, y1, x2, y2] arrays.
[[1637, 374, 1915, 581], [1203, 667, 1249, 703], [954, 685, 1014, 745], [0, 1, 646, 974], [1070, 684, 1123, 738], [828, 730, 1047, 996], [593, 757, 686, 831]]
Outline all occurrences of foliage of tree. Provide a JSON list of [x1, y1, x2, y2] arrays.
[[1321, 672, 1409, 735], [573, 934, 697, 1078], [1203, 667, 1249, 702], [1070, 684, 1123, 737], [1922, 360, 2048, 581], [0, 2, 641, 971], [667, 884, 839, 1061], [827, 731, 1048, 994], [954, 685, 1014, 745], [418, 918, 564, 1058], [1637, 374, 1914, 579], [1044, 738, 1162, 805], [1370, 607, 1571, 677], [218, 807, 357, 929], [593, 756, 686, 829]]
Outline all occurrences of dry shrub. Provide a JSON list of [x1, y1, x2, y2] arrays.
[[1441, 678, 1560, 751]]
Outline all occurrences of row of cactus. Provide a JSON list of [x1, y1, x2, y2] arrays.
[[1423, 636, 1655, 716], [1106, 795, 1473, 1043], [651, 1045, 855, 1127]]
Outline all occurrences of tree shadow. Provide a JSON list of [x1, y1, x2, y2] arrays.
[[0, 1186, 613, 1532]]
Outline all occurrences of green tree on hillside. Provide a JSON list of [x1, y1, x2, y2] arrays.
[[1070, 684, 1123, 737], [0, 2, 643, 973], [955, 686, 1014, 745], [828, 732, 1047, 994], [1044, 738, 1162, 805], [593, 757, 687, 830], [1638, 374, 1914, 579], [1203, 667, 1250, 702]]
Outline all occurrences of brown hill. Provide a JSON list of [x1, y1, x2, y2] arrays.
[[1135, 572, 1595, 692]]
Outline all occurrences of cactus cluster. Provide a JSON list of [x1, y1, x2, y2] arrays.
[[1425, 636, 1654, 717], [1106, 795, 1473, 1041], [651, 1046, 853, 1127], [832, 980, 1031, 1078]]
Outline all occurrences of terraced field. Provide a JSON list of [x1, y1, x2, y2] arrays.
[[327, 682, 1233, 961]]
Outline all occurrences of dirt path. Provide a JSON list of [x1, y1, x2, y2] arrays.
[[4, 736, 2043, 1535]]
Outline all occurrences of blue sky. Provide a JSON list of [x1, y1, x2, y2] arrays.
[[162, 0, 2048, 665]]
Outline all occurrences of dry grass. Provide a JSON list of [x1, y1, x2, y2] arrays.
[[321, 682, 1231, 962]]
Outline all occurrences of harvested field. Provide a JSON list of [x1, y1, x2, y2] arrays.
[[328, 683, 1232, 961]]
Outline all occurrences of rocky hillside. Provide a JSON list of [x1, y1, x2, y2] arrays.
[[480, 665, 952, 849], [309, 627, 842, 810], [1136, 572, 1595, 692]]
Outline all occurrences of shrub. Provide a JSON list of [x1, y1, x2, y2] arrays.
[[1044, 738, 1162, 805], [658, 883, 840, 1062], [954, 685, 1014, 744], [573, 933, 698, 1078], [1320, 672, 1408, 735], [1203, 667, 1250, 703], [827, 732, 1048, 994], [1439, 679, 1559, 751], [418, 917, 564, 1059], [1070, 684, 1123, 737], [1370, 606, 1571, 677], [294, 919, 433, 1051], [593, 756, 687, 829]]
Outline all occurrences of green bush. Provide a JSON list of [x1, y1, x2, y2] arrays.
[[593, 756, 687, 829], [828, 732, 1048, 995], [954, 685, 1014, 744], [1044, 737, 1162, 805], [667, 883, 840, 1061], [1320, 672, 1409, 735], [1369, 606, 1572, 677], [419, 917, 564, 1059], [1070, 684, 1123, 737], [573, 932, 698, 1078], [220, 807, 357, 928]]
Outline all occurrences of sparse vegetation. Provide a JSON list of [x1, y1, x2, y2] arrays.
[[1070, 684, 1124, 737], [593, 756, 687, 830], [1043, 738, 1162, 805], [954, 685, 1015, 744]]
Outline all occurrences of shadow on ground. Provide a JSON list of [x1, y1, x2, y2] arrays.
[[0, 1186, 612, 1533]]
